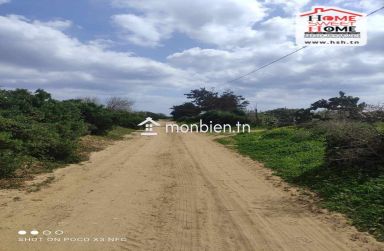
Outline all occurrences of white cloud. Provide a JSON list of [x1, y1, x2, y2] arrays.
[[368, 14, 384, 33], [0, 15, 186, 80], [112, 14, 172, 47], [332, 0, 383, 12], [160, 0, 384, 110], [0, 15, 197, 112], [264, 0, 310, 14], [33, 20, 73, 30], [111, 0, 266, 47]]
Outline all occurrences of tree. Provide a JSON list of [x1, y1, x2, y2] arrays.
[[184, 88, 249, 112], [33, 89, 52, 107], [185, 88, 218, 111], [217, 90, 249, 112], [170, 102, 200, 119], [295, 108, 312, 124], [310, 91, 366, 120], [264, 108, 298, 126], [106, 97, 134, 112]]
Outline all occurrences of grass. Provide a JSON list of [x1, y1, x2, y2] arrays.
[[78, 126, 133, 160], [217, 127, 384, 241], [218, 128, 325, 181], [105, 126, 134, 140]]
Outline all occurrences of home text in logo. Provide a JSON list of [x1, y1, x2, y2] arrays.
[[296, 6, 367, 46], [138, 117, 160, 136]]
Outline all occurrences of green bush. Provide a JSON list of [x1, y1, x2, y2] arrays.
[[75, 102, 114, 135], [0, 88, 143, 178], [0, 131, 23, 177], [262, 108, 298, 127], [0, 150, 21, 177], [111, 111, 143, 129], [316, 121, 384, 171]]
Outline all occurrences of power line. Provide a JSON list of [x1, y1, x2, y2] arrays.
[[227, 5, 384, 83], [367, 6, 384, 16], [227, 46, 307, 83]]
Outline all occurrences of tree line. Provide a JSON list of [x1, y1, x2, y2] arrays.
[[171, 88, 249, 125]]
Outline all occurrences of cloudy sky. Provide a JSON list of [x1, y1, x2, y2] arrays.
[[0, 0, 383, 113]]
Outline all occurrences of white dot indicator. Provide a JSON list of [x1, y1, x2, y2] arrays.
[[42, 230, 51, 236], [18, 230, 27, 235], [55, 230, 64, 235], [30, 230, 39, 235]]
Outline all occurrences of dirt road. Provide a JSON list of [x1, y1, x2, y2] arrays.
[[0, 122, 383, 251]]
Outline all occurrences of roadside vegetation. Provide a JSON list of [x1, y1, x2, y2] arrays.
[[0, 88, 163, 184], [217, 91, 384, 241], [171, 88, 250, 125]]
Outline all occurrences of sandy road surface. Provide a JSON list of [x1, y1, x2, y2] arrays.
[[0, 122, 383, 251]]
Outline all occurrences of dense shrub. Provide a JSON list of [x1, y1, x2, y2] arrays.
[[263, 108, 298, 127], [0, 150, 21, 177], [0, 88, 145, 178], [316, 121, 384, 171], [0, 131, 22, 177], [76, 102, 114, 135], [111, 111, 143, 129]]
